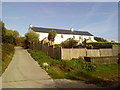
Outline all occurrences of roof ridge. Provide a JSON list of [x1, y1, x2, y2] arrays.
[[32, 26, 87, 32]]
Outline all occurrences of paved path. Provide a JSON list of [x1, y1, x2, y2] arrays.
[[2, 47, 56, 88]]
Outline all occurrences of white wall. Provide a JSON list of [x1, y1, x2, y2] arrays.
[[54, 34, 79, 44], [37, 32, 96, 44], [36, 32, 48, 41]]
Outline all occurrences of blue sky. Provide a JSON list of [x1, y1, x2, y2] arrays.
[[2, 2, 118, 42]]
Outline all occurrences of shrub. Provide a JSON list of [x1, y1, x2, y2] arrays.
[[3, 29, 19, 45], [24, 30, 39, 48], [81, 63, 97, 71], [54, 44, 61, 48], [48, 30, 56, 41], [94, 37, 108, 42], [3, 35, 14, 44], [15, 37, 25, 46], [61, 38, 78, 48], [86, 42, 113, 49]]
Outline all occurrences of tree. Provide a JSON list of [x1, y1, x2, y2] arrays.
[[13, 30, 19, 38], [15, 37, 25, 46], [24, 30, 39, 48], [94, 37, 108, 42], [61, 38, 78, 48], [0, 20, 6, 43], [48, 30, 56, 42], [3, 29, 19, 44], [111, 40, 115, 42], [0, 20, 19, 45]]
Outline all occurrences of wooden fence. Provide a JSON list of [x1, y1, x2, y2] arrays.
[[29, 43, 120, 61], [29, 42, 61, 60]]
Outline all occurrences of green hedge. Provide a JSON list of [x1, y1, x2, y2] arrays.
[[2, 43, 15, 73], [86, 42, 120, 49]]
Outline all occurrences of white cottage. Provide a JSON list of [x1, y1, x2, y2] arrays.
[[29, 24, 97, 44]]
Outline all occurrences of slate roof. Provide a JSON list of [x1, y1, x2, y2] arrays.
[[30, 27, 93, 36]]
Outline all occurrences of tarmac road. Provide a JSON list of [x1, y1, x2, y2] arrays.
[[2, 47, 56, 88]]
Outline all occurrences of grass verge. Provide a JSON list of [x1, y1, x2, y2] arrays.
[[2, 43, 15, 73], [28, 49, 120, 87]]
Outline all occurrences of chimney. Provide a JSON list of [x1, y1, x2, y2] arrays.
[[70, 28, 74, 32], [29, 24, 33, 28]]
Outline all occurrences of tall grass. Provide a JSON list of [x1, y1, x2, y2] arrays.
[[2, 43, 15, 73]]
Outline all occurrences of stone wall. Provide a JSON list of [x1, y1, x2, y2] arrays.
[[84, 56, 118, 64]]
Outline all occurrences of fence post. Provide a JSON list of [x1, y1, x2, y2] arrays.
[[99, 49, 101, 57], [60, 47, 62, 60]]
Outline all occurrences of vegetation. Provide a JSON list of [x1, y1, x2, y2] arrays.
[[24, 30, 39, 48], [15, 37, 25, 46], [2, 43, 15, 73], [28, 49, 120, 87], [1, 21, 19, 44], [86, 42, 120, 49], [61, 38, 78, 48], [48, 30, 56, 42], [1, 20, 19, 73], [94, 37, 108, 42]]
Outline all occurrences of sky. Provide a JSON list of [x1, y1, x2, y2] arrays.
[[1, 0, 120, 2], [1, 1, 119, 42]]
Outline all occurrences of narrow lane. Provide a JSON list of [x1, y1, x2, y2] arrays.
[[2, 47, 56, 88]]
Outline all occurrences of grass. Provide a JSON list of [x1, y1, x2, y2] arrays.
[[2, 43, 15, 73], [28, 49, 120, 87]]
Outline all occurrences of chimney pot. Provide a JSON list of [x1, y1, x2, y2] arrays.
[[29, 24, 33, 28], [70, 28, 74, 32]]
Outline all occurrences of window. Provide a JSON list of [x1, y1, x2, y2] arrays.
[[89, 37, 91, 40], [73, 36, 75, 39], [61, 35, 63, 38], [79, 36, 81, 39]]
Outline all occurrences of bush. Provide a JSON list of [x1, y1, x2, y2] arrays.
[[24, 30, 39, 48], [48, 30, 56, 41], [15, 37, 25, 46], [61, 38, 78, 48], [2, 29, 19, 45], [86, 42, 113, 49], [94, 37, 108, 42], [81, 63, 97, 71], [3, 35, 14, 44], [54, 44, 61, 48]]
